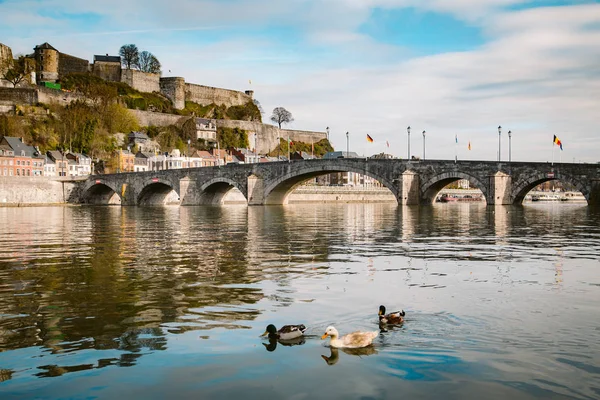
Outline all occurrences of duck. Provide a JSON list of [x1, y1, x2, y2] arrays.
[[261, 324, 306, 340], [378, 305, 405, 324], [321, 326, 378, 348]]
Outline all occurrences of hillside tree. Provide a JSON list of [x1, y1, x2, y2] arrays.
[[138, 51, 161, 74], [119, 44, 139, 70], [0, 56, 35, 87], [270, 107, 294, 128]]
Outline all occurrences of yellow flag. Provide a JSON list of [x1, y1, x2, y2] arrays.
[[468, 141, 471, 150]]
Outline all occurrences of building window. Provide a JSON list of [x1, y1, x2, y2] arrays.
[[27, 169, 30, 176], [16, 169, 20, 175], [16, 160, 20, 166]]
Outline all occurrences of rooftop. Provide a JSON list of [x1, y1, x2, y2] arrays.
[[94, 54, 121, 63], [34, 42, 57, 51]]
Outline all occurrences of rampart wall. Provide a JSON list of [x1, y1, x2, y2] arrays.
[[185, 83, 252, 107], [93, 61, 121, 82], [0, 88, 37, 105], [121, 69, 160, 93], [37, 86, 85, 106], [130, 109, 186, 127], [58, 53, 89, 77]]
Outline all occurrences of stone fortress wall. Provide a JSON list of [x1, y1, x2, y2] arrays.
[[0, 42, 255, 111], [121, 69, 161, 93], [58, 53, 89, 77], [185, 83, 253, 108], [92, 60, 121, 82]]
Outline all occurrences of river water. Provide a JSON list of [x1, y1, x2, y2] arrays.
[[0, 203, 599, 399]]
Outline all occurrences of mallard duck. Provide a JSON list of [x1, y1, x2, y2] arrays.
[[261, 324, 306, 340], [378, 305, 405, 324], [321, 326, 378, 348]]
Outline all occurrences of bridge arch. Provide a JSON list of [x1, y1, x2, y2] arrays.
[[511, 171, 589, 204], [420, 172, 489, 204], [262, 164, 398, 205], [198, 177, 247, 205], [137, 177, 180, 206], [80, 180, 122, 205]]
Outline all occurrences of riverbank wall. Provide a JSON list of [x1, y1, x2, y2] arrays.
[[0, 177, 80, 206]]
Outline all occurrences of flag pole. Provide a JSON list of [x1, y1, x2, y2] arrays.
[[552, 139, 555, 166]]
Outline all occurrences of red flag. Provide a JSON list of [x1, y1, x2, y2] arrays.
[[367, 134, 374, 143], [386, 140, 390, 148]]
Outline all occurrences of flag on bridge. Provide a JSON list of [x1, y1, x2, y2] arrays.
[[455, 134, 458, 144], [386, 140, 390, 148], [468, 141, 471, 150], [367, 134, 374, 143], [553, 135, 563, 150]]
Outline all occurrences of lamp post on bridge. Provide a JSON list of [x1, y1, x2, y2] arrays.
[[187, 138, 191, 168], [407, 126, 411, 159], [326, 126, 330, 142], [422, 130, 426, 160], [508, 130, 512, 163], [346, 131, 349, 157], [498, 125, 502, 162]]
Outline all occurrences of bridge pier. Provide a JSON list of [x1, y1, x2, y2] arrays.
[[248, 175, 265, 205], [180, 177, 198, 205], [399, 170, 420, 205], [488, 172, 512, 205]]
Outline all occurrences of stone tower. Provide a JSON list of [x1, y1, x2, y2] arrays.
[[159, 77, 185, 110], [34, 43, 59, 83]]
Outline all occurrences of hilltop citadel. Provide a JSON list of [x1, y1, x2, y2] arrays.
[[0, 41, 326, 155]]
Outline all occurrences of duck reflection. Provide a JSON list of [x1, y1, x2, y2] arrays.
[[262, 336, 306, 352], [320, 346, 378, 366]]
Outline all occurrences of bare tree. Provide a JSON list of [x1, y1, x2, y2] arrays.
[[270, 107, 294, 128], [119, 44, 139, 70], [138, 51, 161, 74], [0, 56, 35, 87]]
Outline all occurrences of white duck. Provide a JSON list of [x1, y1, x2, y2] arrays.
[[321, 326, 378, 348]]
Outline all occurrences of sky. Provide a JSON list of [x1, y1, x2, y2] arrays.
[[0, 0, 598, 162]]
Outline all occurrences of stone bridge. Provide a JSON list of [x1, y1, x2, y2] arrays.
[[78, 159, 600, 206]]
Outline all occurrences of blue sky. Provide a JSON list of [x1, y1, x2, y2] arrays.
[[1, 0, 599, 162]]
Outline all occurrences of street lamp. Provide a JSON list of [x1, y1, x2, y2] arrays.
[[407, 126, 411, 159], [498, 125, 502, 162], [326, 126, 330, 142], [346, 131, 349, 157], [422, 130, 426, 160], [508, 130, 512, 162], [187, 138, 191, 168]]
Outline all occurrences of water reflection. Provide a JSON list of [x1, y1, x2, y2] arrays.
[[321, 346, 378, 366], [0, 203, 599, 399], [262, 336, 306, 352]]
